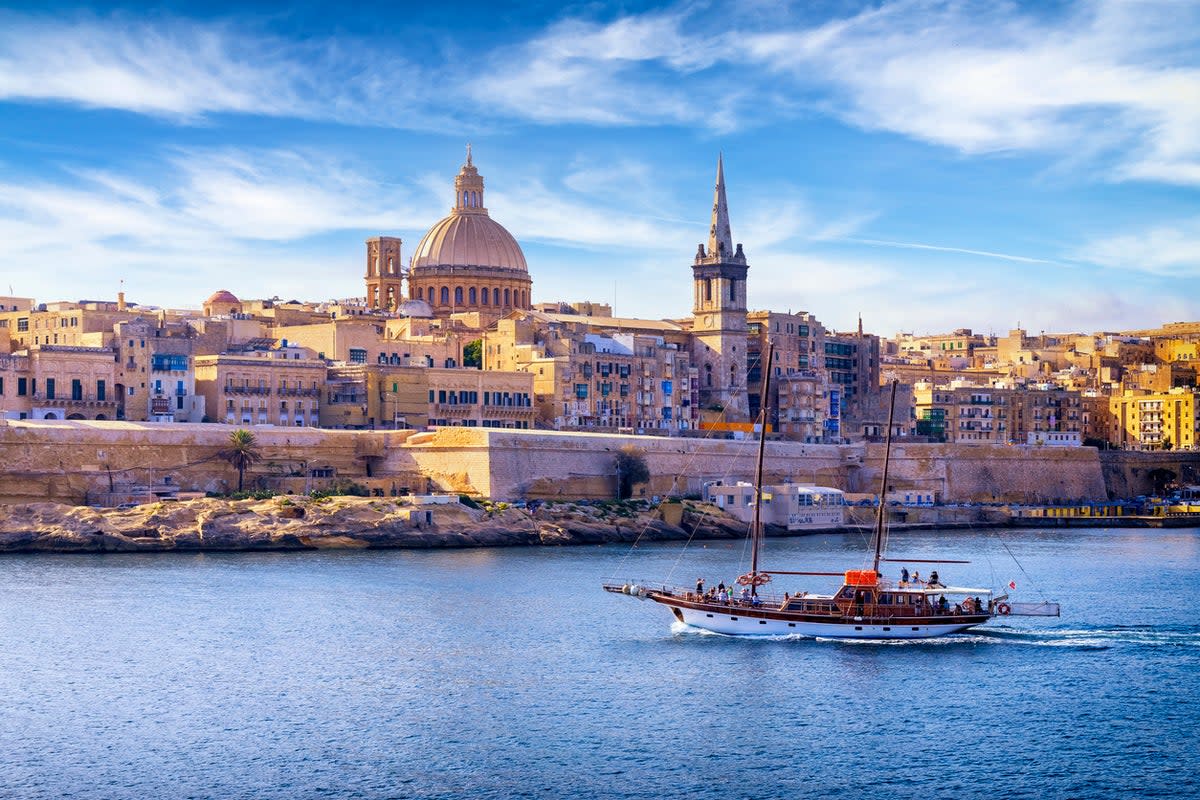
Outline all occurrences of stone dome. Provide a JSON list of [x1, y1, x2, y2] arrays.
[[406, 147, 533, 320], [205, 289, 240, 305], [396, 298, 435, 318], [410, 213, 528, 273]]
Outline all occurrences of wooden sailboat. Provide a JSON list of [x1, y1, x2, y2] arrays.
[[604, 344, 1057, 639]]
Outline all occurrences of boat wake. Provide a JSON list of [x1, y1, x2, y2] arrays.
[[980, 624, 1200, 650], [671, 621, 1200, 649]]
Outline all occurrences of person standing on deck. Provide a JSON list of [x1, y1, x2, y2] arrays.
[[900, 567, 910, 587]]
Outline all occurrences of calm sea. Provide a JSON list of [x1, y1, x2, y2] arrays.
[[1, 526, 1196, 800]]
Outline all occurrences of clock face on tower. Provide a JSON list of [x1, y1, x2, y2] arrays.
[[704, 315, 715, 328]]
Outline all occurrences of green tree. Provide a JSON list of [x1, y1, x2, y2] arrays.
[[615, 447, 650, 500], [463, 339, 482, 369], [221, 429, 262, 492]]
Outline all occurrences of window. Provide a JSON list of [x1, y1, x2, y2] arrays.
[[17, 377, 27, 396], [151, 354, 188, 371], [17, 318, 28, 332], [575, 384, 588, 399], [455, 287, 464, 305], [349, 348, 367, 365], [71, 379, 82, 401], [46, 378, 55, 400], [469, 287, 477, 305]]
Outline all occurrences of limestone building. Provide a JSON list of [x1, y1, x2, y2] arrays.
[[484, 311, 698, 434], [364, 236, 404, 312], [688, 155, 750, 421], [321, 364, 535, 431], [375, 148, 533, 323], [194, 348, 325, 427], [1107, 389, 1200, 451]]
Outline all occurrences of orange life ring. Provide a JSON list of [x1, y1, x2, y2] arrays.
[[736, 572, 772, 587], [997, 602, 1011, 616]]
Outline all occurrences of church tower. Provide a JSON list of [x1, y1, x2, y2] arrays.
[[365, 235, 403, 311], [691, 154, 750, 420]]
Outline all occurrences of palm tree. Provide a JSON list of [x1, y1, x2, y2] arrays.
[[221, 429, 262, 492]]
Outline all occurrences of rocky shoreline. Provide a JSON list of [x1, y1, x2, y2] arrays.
[[0, 496, 752, 554]]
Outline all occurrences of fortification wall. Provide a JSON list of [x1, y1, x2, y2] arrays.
[[407, 428, 857, 500], [0, 419, 421, 505], [405, 429, 1106, 503], [867, 443, 1107, 504], [0, 421, 1113, 507], [1099, 451, 1200, 498]]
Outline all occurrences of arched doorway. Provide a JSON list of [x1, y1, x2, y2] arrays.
[[67, 413, 85, 420], [44, 412, 58, 420], [95, 414, 108, 420]]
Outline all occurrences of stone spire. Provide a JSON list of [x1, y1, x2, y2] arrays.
[[708, 153, 734, 258], [454, 144, 486, 215]]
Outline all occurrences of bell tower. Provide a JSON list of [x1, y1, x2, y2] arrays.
[[365, 235, 403, 311], [691, 154, 749, 420]]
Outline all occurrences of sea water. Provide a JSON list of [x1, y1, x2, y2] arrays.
[[0, 526, 1196, 799]]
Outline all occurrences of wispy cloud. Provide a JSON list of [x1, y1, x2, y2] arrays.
[[742, 0, 1200, 183], [845, 237, 1056, 265], [1074, 217, 1200, 277], [467, 11, 737, 129], [3, 3, 1197, 185], [0, 147, 443, 303], [0, 11, 438, 126]]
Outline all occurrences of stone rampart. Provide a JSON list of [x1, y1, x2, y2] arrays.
[[1099, 451, 1200, 498], [0, 419, 422, 505], [0, 421, 1112, 506]]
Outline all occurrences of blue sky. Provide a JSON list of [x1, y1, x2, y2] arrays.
[[1, 0, 1198, 336]]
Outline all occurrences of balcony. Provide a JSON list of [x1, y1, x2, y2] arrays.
[[32, 393, 118, 408]]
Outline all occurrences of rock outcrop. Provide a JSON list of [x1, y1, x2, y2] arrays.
[[0, 497, 751, 554]]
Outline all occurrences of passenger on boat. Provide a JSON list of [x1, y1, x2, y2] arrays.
[[717, 581, 726, 595], [718, 589, 728, 603], [912, 570, 923, 586], [975, 596, 984, 614], [781, 592, 790, 610], [938, 595, 949, 613], [741, 587, 751, 604], [929, 570, 942, 588], [900, 567, 910, 587], [696, 578, 705, 596]]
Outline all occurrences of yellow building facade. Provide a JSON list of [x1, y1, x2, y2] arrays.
[[1108, 389, 1200, 450], [195, 350, 325, 427]]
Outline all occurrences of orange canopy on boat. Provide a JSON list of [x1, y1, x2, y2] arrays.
[[844, 569, 878, 587]]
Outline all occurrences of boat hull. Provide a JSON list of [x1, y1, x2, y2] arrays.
[[656, 595, 987, 639]]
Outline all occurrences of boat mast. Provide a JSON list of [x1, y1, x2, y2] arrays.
[[749, 341, 775, 588], [871, 378, 899, 575]]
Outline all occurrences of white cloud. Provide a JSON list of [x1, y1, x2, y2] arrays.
[[1074, 218, 1200, 277], [0, 147, 447, 305], [3, 3, 1197, 185], [489, 179, 698, 253], [741, 0, 1200, 182], [465, 11, 741, 129], [0, 11, 441, 127], [846, 237, 1055, 265]]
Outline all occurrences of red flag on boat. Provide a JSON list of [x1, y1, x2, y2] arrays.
[[1008, 580, 1017, 590]]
